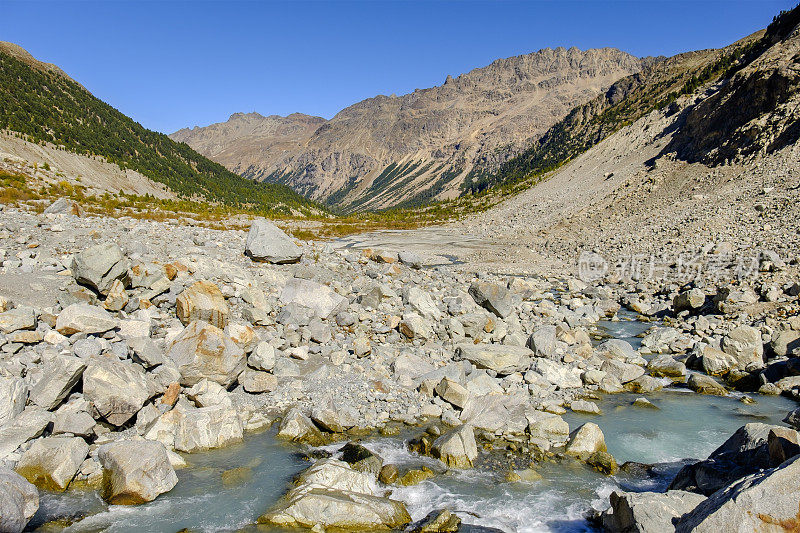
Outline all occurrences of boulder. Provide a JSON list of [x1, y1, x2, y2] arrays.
[[601, 490, 706, 533], [687, 374, 727, 396], [399, 313, 433, 340], [339, 442, 383, 476], [699, 346, 737, 376], [403, 286, 443, 320], [29, 354, 85, 411], [238, 368, 277, 393], [468, 281, 513, 318], [432, 425, 478, 468], [166, 320, 246, 387], [0, 308, 35, 335], [527, 325, 558, 359], [103, 279, 129, 311], [459, 392, 532, 437], [280, 278, 347, 319], [71, 242, 130, 295], [145, 400, 243, 452], [770, 328, 800, 357], [97, 440, 178, 504], [0, 376, 27, 428], [676, 455, 800, 531], [526, 411, 570, 445], [44, 197, 81, 216], [647, 354, 687, 378], [0, 468, 38, 533], [534, 358, 583, 388], [55, 304, 118, 336], [673, 288, 706, 313], [0, 408, 51, 459], [565, 422, 606, 459], [767, 427, 800, 466], [713, 287, 758, 315], [259, 458, 411, 530], [721, 326, 764, 369], [600, 359, 646, 384], [176, 281, 229, 328], [83, 357, 150, 426], [596, 339, 642, 363], [434, 378, 470, 409], [244, 219, 302, 264], [15, 436, 88, 491], [277, 408, 325, 445], [412, 509, 461, 533]]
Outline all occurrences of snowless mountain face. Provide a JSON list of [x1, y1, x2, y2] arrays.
[[172, 47, 642, 211]]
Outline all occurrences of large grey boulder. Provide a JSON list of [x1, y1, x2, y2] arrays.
[[280, 278, 347, 319], [432, 425, 478, 468], [601, 359, 646, 384], [459, 392, 532, 437], [403, 286, 443, 320], [0, 408, 51, 459], [0, 468, 38, 533], [258, 458, 411, 530], [71, 242, 130, 295], [601, 490, 706, 533], [245, 219, 302, 264], [534, 358, 583, 388], [455, 343, 533, 375], [144, 400, 243, 452], [673, 288, 706, 313], [55, 304, 118, 336], [0, 308, 36, 335], [0, 376, 27, 428], [30, 354, 86, 411], [276, 408, 325, 445], [676, 455, 800, 531], [527, 411, 570, 445], [721, 326, 764, 369], [468, 281, 513, 318], [670, 423, 780, 495], [527, 325, 559, 358], [83, 357, 150, 426], [15, 436, 88, 491], [166, 320, 246, 387], [97, 440, 178, 504]]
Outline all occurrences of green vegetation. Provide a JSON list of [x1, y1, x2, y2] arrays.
[[0, 49, 322, 216]]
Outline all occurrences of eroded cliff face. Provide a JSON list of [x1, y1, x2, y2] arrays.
[[172, 47, 642, 210]]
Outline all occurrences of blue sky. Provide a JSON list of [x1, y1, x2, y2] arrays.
[[1, 0, 794, 134]]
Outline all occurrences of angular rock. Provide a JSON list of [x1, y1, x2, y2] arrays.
[[432, 425, 478, 468], [55, 304, 118, 336], [601, 490, 706, 533], [565, 422, 606, 459], [15, 436, 88, 491], [0, 376, 27, 428], [166, 320, 246, 387], [647, 354, 687, 378], [687, 374, 727, 396], [468, 281, 513, 318], [83, 357, 150, 426], [0, 308, 35, 335], [30, 354, 85, 411], [176, 280, 229, 328], [238, 368, 277, 393], [280, 278, 347, 319], [721, 326, 764, 369], [527, 325, 558, 358], [435, 378, 470, 409], [97, 440, 178, 504], [71, 242, 130, 295], [455, 343, 533, 376], [0, 467, 38, 533], [244, 219, 302, 264]]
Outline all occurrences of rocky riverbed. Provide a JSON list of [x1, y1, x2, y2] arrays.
[[1, 200, 799, 532]]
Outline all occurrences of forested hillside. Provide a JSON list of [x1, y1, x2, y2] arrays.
[[0, 46, 320, 215]]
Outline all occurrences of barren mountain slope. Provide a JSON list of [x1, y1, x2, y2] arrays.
[[456, 10, 800, 275], [175, 47, 642, 210], [171, 112, 326, 175]]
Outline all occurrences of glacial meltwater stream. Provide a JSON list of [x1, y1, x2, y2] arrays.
[[32, 319, 798, 533]]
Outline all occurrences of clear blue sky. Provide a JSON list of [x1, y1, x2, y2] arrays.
[[2, 0, 794, 134]]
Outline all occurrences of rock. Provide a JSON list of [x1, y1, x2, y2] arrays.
[[238, 368, 277, 393], [625, 375, 665, 394], [44, 197, 81, 215], [687, 374, 727, 396], [379, 464, 399, 484], [565, 423, 606, 459], [675, 455, 800, 531], [249, 342, 276, 371], [571, 400, 601, 414], [166, 320, 246, 387], [160, 402, 244, 452], [71, 242, 130, 295], [277, 408, 325, 446], [83, 356, 150, 426], [127, 336, 164, 368], [399, 467, 435, 486], [721, 326, 764, 369], [713, 287, 758, 314], [534, 358, 583, 388], [600, 359, 645, 384], [0, 308, 35, 335], [259, 458, 411, 530], [468, 281, 513, 318], [0, 467, 38, 533], [412, 509, 461, 533], [432, 425, 478, 468], [29, 354, 85, 411], [280, 278, 347, 319], [55, 304, 118, 335], [670, 423, 779, 495], [400, 313, 433, 340], [767, 427, 800, 466], [52, 410, 96, 437], [15, 436, 88, 491], [699, 345, 737, 376], [526, 411, 570, 444], [587, 450, 618, 475], [0, 376, 27, 427], [398, 251, 422, 269], [340, 442, 383, 476], [176, 281, 229, 328], [435, 378, 470, 409], [527, 325, 558, 358], [244, 218, 302, 264], [0, 407, 51, 459], [596, 339, 641, 363], [97, 440, 178, 504], [647, 354, 687, 378], [784, 407, 800, 430], [673, 288, 706, 312], [770, 328, 800, 357], [601, 490, 706, 533], [103, 279, 129, 311], [403, 286, 443, 320]]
